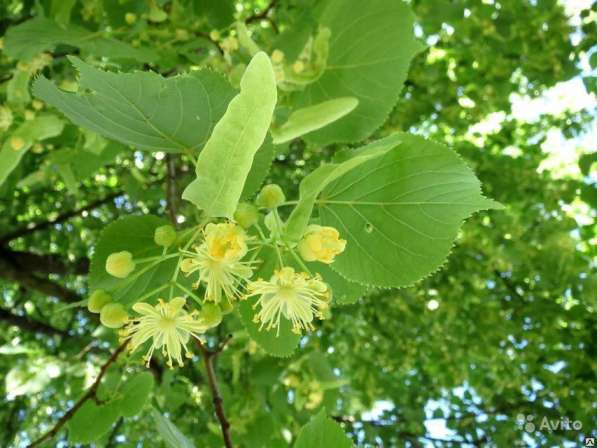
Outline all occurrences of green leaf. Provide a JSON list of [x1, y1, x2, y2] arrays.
[[319, 133, 501, 287], [4, 16, 157, 62], [294, 0, 424, 145], [7, 70, 32, 105], [285, 137, 397, 242], [152, 408, 195, 448], [88, 215, 179, 308], [271, 97, 358, 145], [118, 372, 154, 417], [309, 262, 367, 305], [0, 115, 64, 187], [182, 52, 277, 218], [67, 400, 121, 443], [33, 57, 235, 153], [294, 409, 352, 448]]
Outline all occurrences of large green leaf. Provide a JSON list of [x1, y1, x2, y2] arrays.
[[295, 0, 424, 145], [67, 400, 121, 443], [88, 215, 179, 308], [319, 133, 501, 287], [294, 409, 352, 448], [241, 136, 275, 199], [271, 97, 358, 145], [182, 52, 277, 218], [33, 57, 235, 153], [3, 16, 157, 62], [118, 372, 154, 418], [0, 115, 64, 186], [152, 408, 195, 448], [285, 136, 398, 242]]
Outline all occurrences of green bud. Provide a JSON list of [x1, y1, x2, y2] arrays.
[[154, 225, 177, 247], [100, 303, 129, 329], [200, 303, 222, 328], [220, 299, 234, 315], [256, 184, 285, 209], [87, 289, 112, 313], [234, 203, 259, 228], [105, 251, 135, 278]]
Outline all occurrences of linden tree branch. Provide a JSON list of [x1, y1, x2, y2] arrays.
[[196, 338, 234, 448], [27, 341, 129, 448]]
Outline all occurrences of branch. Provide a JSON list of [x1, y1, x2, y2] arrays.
[[0, 191, 122, 244], [27, 341, 129, 448], [196, 338, 233, 448], [1, 249, 89, 275], [246, 0, 278, 24], [0, 308, 68, 337], [0, 254, 82, 303]]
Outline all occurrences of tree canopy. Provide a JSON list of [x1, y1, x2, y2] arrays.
[[0, 0, 595, 447]]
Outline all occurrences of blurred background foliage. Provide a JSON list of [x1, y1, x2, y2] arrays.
[[0, 0, 595, 446]]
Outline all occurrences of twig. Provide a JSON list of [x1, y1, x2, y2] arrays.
[[196, 338, 234, 448], [0, 191, 122, 244], [165, 154, 179, 227], [246, 0, 278, 24], [27, 341, 129, 448], [0, 308, 68, 337]]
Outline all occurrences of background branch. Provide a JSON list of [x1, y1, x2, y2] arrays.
[[27, 341, 129, 448]]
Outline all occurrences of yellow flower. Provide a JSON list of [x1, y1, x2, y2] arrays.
[[204, 223, 248, 261], [247, 267, 331, 335], [298, 225, 346, 264], [121, 297, 207, 368], [181, 244, 254, 303]]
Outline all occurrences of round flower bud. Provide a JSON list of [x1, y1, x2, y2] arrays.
[[175, 29, 189, 41], [154, 225, 176, 247], [87, 289, 113, 313], [125, 12, 137, 24], [105, 251, 136, 278], [10, 137, 25, 151], [199, 303, 222, 328], [0, 106, 13, 131], [256, 184, 285, 209], [293, 61, 305, 74], [24, 110, 35, 121], [180, 258, 197, 273], [32, 100, 44, 110], [100, 303, 129, 329], [209, 30, 221, 41], [271, 49, 284, 64], [220, 299, 234, 315], [298, 225, 347, 264], [234, 203, 259, 228]]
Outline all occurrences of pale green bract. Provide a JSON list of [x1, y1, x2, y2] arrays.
[[295, 0, 425, 145], [152, 409, 195, 448], [319, 133, 502, 287], [0, 115, 64, 186], [271, 97, 358, 145], [182, 52, 277, 218], [33, 57, 235, 153]]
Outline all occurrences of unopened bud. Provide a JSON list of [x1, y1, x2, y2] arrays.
[[234, 203, 259, 228], [100, 303, 129, 328], [256, 184, 285, 209], [271, 49, 284, 64], [87, 289, 112, 313], [105, 251, 136, 278], [293, 61, 305, 74], [154, 225, 176, 247], [200, 303, 222, 328], [125, 12, 137, 24], [10, 137, 25, 151]]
